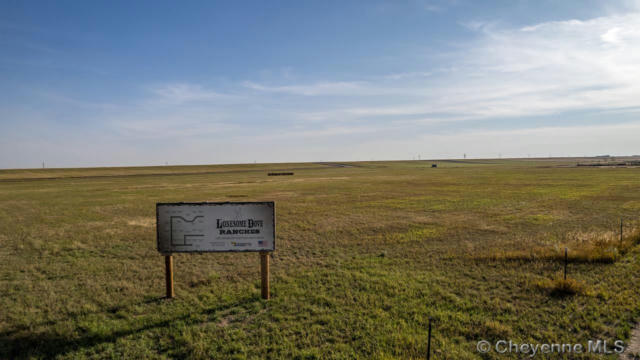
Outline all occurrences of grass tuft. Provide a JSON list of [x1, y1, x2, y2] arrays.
[[536, 277, 587, 297]]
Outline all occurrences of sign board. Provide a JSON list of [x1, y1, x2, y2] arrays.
[[156, 202, 275, 253]]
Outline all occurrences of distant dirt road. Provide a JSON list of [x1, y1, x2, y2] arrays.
[[314, 162, 356, 167], [0, 165, 332, 182]]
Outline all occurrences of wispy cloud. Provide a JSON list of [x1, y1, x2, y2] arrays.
[[4, 6, 640, 167], [242, 80, 384, 96], [89, 10, 640, 142], [382, 71, 433, 80], [323, 12, 640, 123], [149, 83, 230, 104], [235, 11, 640, 128], [104, 11, 640, 151]]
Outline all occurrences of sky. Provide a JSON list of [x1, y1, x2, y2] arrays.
[[1, 0, 640, 168]]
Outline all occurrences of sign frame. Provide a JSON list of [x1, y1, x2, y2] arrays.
[[156, 201, 276, 254]]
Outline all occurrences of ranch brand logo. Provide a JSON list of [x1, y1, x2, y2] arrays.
[[217, 218, 264, 235]]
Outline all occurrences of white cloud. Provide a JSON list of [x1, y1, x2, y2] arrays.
[[329, 12, 640, 122], [382, 71, 433, 80], [242, 80, 388, 96], [239, 12, 640, 126], [149, 83, 229, 104], [601, 27, 622, 43]]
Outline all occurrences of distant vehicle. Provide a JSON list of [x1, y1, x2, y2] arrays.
[[431, 164, 437, 168]]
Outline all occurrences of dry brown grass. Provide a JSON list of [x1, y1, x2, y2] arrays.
[[536, 277, 587, 297], [475, 227, 640, 264], [126, 217, 155, 227]]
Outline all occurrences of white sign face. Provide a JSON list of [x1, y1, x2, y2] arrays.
[[156, 202, 275, 253]]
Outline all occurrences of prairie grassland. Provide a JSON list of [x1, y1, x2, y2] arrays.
[[0, 160, 639, 359]]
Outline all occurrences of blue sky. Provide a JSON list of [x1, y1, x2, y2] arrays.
[[1, 0, 640, 168]]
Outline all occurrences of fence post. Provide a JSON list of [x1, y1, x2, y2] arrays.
[[564, 248, 568, 281], [427, 318, 432, 360]]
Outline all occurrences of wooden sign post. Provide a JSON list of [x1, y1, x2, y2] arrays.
[[165, 255, 174, 298], [260, 251, 270, 299], [156, 202, 275, 299]]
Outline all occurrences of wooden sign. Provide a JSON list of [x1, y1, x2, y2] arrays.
[[156, 202, 275, 299], [157, 202, 275, 253]]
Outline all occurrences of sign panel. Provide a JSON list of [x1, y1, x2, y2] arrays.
[[157, 202, 275, 253]]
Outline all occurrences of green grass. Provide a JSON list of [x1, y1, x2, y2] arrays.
[[1, 159, 640, 359]]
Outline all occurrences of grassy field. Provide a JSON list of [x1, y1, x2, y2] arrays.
[[1, 159, 639, 359]]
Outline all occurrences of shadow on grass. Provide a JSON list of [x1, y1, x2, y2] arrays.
[[0, 295, 261, 359], [0, 296, 166, 339]]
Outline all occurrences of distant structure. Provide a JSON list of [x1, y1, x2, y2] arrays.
[[463, 153, 466, 159], [42, 161, 45, 169]]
